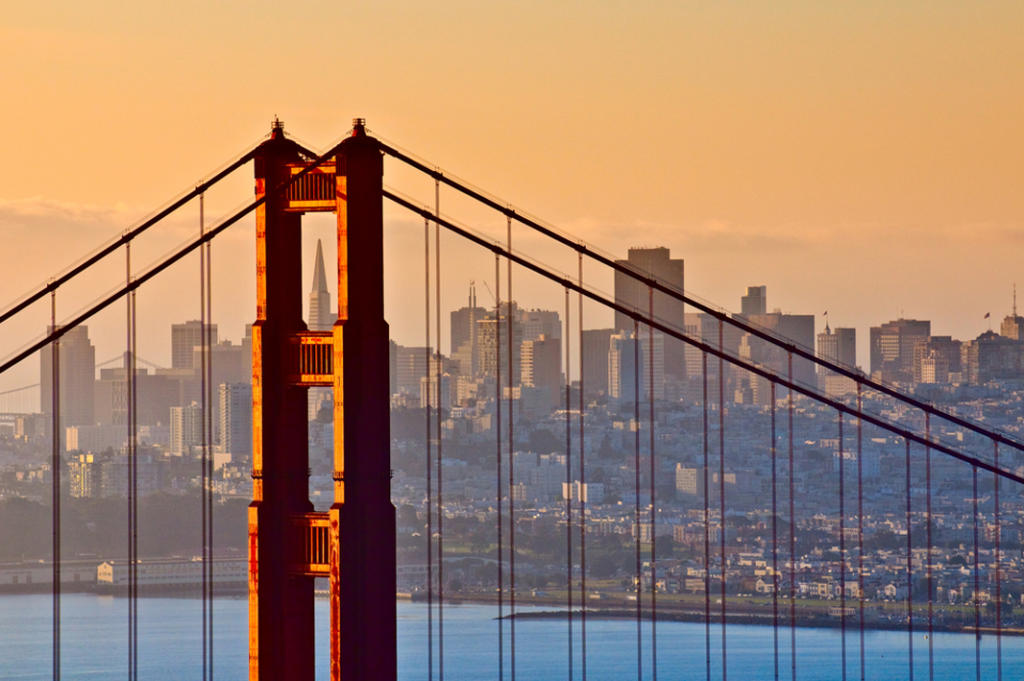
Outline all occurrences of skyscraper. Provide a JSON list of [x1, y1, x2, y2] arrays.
[[219, 382, 253, 460], [40, 325, 96, 427], [308, 238, 337, 332], [817, 324, 856, 395], [741, 286, 767, 316], [613, 247, 685, 378], [450, 283, 487, 376], [520, 333, 562, 410], [171, 320, 218, 370], [869, 319, 930, 384]]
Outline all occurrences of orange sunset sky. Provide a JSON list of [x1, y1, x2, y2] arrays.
[[1, 1, 1023, 390]]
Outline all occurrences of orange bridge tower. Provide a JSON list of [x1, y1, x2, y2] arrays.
[[249, 119, 396, 681]]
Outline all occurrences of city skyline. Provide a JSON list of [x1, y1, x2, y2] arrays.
[[2, 4, 1023, 397]]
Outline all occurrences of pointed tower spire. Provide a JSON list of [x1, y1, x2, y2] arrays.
[[308, 239, 336, 331], [312, 239, 329, 294]]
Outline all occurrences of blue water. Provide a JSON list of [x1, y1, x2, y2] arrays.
[[0, 594, 1019, 680]]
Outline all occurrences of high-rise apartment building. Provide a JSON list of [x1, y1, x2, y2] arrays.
[[520, 334, 562, 410], [614, 247, 685, 378], [40, 325, 96, 428], [219, 382, 253, 460], [169, 402, 203, 456], [171, 320, 218, 370]]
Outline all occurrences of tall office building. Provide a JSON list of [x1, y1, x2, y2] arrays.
[[477, 305, 523, 385], [1001, 289, 1024, 341], [40, 325, 96, 427], [740, 309, 815, 395], [914, 336, 962, 384], [817, 324, 856, 395], [869, 319, 930, 384], [450, 283, 487, 375], [581, 328, 614, 396], [171, 320, 218, 370], [614, 247, 685, 378], [393, 345, 429, 397], [519, 308, 561, 343], [308, 239, 337, 332], [741, 286, 767, 316], [520, 334, 562, 410], [608, 331, 664, 403]]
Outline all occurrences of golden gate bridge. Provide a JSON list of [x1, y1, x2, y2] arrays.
[[1, 119, 1021, 681]]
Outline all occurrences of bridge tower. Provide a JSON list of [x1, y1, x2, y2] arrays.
[[249, 119, 396, 681]]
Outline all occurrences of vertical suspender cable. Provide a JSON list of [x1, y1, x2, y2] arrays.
[[648, 288, 657, 681], [51, 290, 61, 681], [126, 243, 136, 681], [506, 216, 517, 681], [199, 194, 210, 681], [718, 320, 726, 681], [566, 289, 574, 681], [424, 217, 434, 681], [925, 414, 933, 681], [787, 353, 796, 681], [577, 253, 587, 681], [905, 440, 914, 681], [130, 281, 139, 680], [856, 385, 865, 681], [702, 352, 711, 681], [972, 465, 980, 681], [633, 319, 642, 681], [204, 198, 214, 680], [435, 180, 445, 681], [770, 382, 779, 681], [994, 441, 1002, 681], [494, 253, 503, 681], [838, 412, 846, 681]]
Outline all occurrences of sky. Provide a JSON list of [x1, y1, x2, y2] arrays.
[[1, 1, 1023, 398]]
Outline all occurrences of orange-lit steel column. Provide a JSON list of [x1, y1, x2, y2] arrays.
[[249, 121, 315, 681], [330, 120, 397, 681]]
